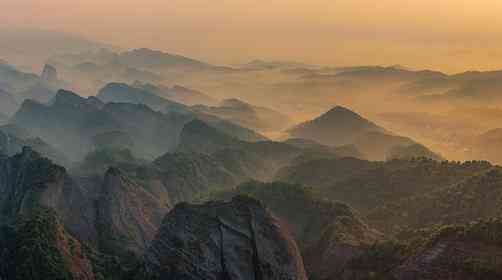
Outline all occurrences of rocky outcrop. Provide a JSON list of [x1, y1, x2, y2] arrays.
[[41, 64, 58, 83], [143, 196, 308, 280], [216, 181, 382, 279], [96, 167, 170, 257], [0, 147, 97, 243]]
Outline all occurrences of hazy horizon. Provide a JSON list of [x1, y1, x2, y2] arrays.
[[4, 0, 502, 73]]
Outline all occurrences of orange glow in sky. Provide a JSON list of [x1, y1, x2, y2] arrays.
[[3, 0, 502, 72]]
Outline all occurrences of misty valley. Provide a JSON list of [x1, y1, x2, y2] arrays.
[[2, 29, 502, 280]]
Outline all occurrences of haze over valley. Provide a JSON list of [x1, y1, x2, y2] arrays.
[[3, 3, 502, 279]]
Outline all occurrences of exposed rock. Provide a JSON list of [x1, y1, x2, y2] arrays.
[[211, 181, 382, 279], [96, 167, 170, 257], [0, 148, 97, 243], [41, 64, 58, 83], [143, 196, 308, 280]]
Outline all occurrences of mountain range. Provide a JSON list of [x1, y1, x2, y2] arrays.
[[287, 106, 439, 160], [4, 32, 502, 279]]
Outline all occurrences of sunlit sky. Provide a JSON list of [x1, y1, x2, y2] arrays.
[[4, 0, 502, 72]]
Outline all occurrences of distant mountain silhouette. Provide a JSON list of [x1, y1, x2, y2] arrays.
[[13, 89, 268, 161], [288, 106, 385, 146], [241, 59, 316, 70], [193, 98, 292, 132], [0, 62, 57, 105], [288, 106, 437, 160], [132, 81, 218, 106], [117, 48, 211, 70], [97, 82, 191, 113], [0, 28, 108, 69]]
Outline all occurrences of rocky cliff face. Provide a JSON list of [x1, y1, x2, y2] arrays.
[[0, 147, 98, 244], [211, 181, 382, 280], [96, 167, 170, 257], [142, 196, 308, 280]]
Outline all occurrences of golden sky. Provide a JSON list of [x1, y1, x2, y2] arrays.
[[4, 0, 502, 72]]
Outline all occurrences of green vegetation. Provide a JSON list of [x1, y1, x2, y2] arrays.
[[15, 207, 72, 280]]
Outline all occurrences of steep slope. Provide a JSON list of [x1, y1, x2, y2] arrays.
[[209, 181, 382, 279], [12, 89, 189, 160], [177, 120, 316, 183], [0, 62, 57, 103], [0, 147, 98, 243], [12, 90, 117, 160], [96, 167, 170, 258], [141, 196, 308, 280], [151, 152, 238, 204], [40, 64, 58, 83], [98, 83, 268, 142], [11, 207, 96, 280], [288, 106, 385, 146], [287, 106, 431, 160]]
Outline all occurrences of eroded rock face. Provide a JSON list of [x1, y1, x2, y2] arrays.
[[96, 167, 170, 257], [143, 196, 308, 280]]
